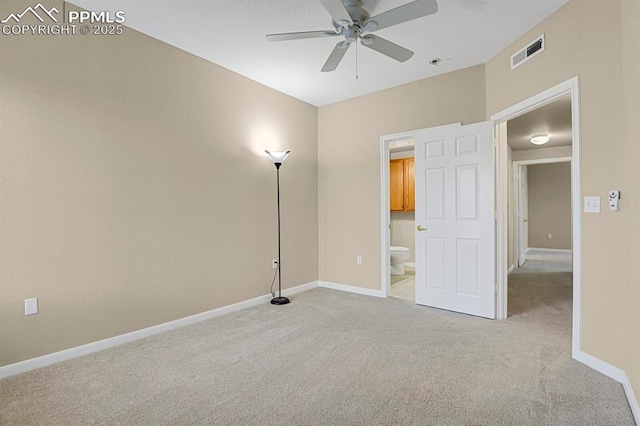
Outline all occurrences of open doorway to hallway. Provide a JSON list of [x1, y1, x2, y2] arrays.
[[504, 93, 574, 318]]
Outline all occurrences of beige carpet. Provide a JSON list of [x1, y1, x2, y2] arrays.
[[0, 266, 635, 425]]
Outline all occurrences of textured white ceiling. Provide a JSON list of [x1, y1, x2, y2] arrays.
[[71, 0, 570, 106]]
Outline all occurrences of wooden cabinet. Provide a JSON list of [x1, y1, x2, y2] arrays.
[[390, 158, 415, 211]]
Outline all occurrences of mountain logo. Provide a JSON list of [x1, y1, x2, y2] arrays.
[[1, 3, 59, 24]]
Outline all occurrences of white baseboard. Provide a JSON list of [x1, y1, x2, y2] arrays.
[[318, 281, 385, 298], [574, 350, 640, 424], [574, 350, 626, 382], [0, 281, 318, 380], [623, 372, 640, 425], [508, 264, 515, 274], [527, 247, 572, 255]]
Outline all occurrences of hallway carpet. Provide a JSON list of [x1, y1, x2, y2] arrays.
[[0, 271, 634, 424]]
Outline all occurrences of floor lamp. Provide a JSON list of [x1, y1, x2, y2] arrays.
[[265, 149, 291, 305]]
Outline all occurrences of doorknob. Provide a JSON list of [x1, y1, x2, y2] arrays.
[[417, 225, 428, 232], [523, 219, 528, 223]]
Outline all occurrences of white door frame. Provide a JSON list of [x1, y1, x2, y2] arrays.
[[513, 157, 571, 269], [491, 76, 582, 358]]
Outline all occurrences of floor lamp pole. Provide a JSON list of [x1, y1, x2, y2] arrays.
[[272, 162, 289, 305]]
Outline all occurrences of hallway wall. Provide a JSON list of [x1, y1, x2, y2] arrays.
[[527, 163, 572, 250]]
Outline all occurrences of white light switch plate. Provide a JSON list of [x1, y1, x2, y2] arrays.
[[584, 196, 600, 213], [25, 297, 38, 316]]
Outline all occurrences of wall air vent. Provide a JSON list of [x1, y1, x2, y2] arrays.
[[511, 34, 545, 70]]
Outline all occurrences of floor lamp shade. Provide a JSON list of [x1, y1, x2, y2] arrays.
[[266, 149, 291, 305], [265, 150, 291, 167]]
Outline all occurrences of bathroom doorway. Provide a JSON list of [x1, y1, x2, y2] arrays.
[[388, 139, 416, 301]]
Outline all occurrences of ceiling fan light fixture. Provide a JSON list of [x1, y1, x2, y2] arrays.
[[530, 134, 550, 145]]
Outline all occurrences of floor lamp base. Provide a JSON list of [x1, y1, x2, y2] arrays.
[[271, 296, 290, 305]]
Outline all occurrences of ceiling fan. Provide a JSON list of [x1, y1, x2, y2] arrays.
[[266, 0, 439, 72]]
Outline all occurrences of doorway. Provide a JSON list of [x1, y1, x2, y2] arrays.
[[380, 121, 495, 318], [514, 158, 572, 271], [388, 139, 417, 302], [492, 77, 582, 357]]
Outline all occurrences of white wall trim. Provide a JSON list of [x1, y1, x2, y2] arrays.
[[380, 135, 392, 298], [574, 350, 626, 382], [514, 157, 571, 166], [318, 281, 385, 298], [624, 374, 640, 425], [0, 281, 319, 380], [507, 264, 515, 274], [527, 247, 572, 255], [574, 351, 640, 424]]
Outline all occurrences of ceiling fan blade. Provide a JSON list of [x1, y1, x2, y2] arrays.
[[363, 0, 438, 32], [266, 31, 339, 42], [321, 42, 351, 72], [318, 0, 353, 26], [360, 35, 413, 62]]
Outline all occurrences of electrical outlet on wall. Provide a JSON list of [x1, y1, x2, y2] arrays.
[[356, 256, 363, 266], [547, 233, 552, 239]]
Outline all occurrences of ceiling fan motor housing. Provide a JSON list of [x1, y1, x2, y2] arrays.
[[342, 26, 359, 43], [341, 0, 370, 26]]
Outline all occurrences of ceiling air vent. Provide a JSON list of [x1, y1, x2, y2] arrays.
[[511, 34, 545, 70]]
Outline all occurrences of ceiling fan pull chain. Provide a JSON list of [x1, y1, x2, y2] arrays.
[[355, 41, 359, 79]]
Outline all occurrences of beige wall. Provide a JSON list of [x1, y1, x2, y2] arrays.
[[0, 2, 318, 367], [318, 65, 486, 289], [512, 145, 572, 161], [621, 0, 640, 411], [527, 163, 572, 250], [486, 0, 629, 370]]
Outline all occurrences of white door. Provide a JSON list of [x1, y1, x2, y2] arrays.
[[414, 122, 495, 319], [517, 165, 528, 267]]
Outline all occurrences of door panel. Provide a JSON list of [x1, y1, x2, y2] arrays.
[[518, 165, 528, 267], [414, 122, 495, 319]]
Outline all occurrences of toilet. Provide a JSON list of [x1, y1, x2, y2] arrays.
[[390, 246, 410, 275]]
